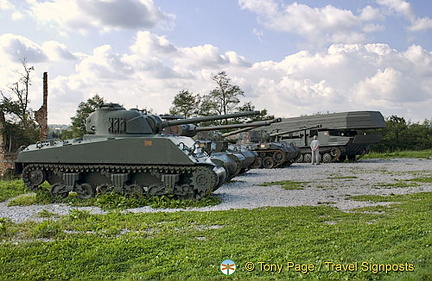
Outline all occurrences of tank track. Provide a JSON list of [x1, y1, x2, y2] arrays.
[[250, 150, 290, 169], [22, 163, 223, 200]]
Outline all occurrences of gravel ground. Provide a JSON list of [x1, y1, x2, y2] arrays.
[[1, 158, 431, 223]]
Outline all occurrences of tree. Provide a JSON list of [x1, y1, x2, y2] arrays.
[[169, 90, 200, 118], [204, 71, 244, 116], [69, 94, 105, 138], [237, 101, 274, 122], [0, 58, 38, 153]]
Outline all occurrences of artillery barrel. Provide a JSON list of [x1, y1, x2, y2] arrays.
[[221, 118, 282, 138], [161, 111, 260, 128], [197, 118, 282, 133], [269, 124, 322, 137]]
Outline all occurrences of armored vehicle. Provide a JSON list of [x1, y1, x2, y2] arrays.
[[164, 118, 281, 179], [235, 130, 301, 169], [272, 111, 385, 162], [14, 103, 259, 199]]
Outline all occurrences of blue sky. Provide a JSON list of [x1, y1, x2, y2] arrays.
[[0, 0, 431, 124]]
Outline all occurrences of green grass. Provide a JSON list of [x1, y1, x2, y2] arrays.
[[259, 180, 308, 190], [0, 180, 221, 210], [364, 149, 432, 159], [0, 180, 29, 202], [0, 192, 431, 280]]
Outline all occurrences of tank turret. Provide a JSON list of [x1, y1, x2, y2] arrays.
[[15, 103, 263, 200], [86, 103, 260, 137]]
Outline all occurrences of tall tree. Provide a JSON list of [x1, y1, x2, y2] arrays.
[[169, 90, 200, 118], [205, 71, 244, 115], [70, 94, 105, 138], [0, 58, 38, 153]]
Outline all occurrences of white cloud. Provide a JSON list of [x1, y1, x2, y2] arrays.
[[0, 32, 431, 124], [0, 0, 13, 10], [0, 33, 47, 62], [377, 0, 432, 32], [26, 0, 172, 35], [238, 0, 384, 47]]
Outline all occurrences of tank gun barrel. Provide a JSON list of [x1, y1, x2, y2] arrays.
[[221, 118, 282, 138], [197, 118, 282, 133], [269, 124, 322, 137], [161, 111, 260, 128]]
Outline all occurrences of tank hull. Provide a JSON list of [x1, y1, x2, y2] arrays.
[[15, 135, 227, 199]]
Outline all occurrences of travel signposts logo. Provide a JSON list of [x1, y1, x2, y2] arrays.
[[220, 259, 236, 275]]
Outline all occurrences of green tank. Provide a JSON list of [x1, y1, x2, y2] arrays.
[[14, 103, 259, 199], [236, 130, 301, 169], [163, 118, 280, 180], [272, 111, 385, 162]]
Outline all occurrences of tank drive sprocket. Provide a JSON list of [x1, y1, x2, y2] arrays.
[[190, 166, 217, 199], [22, 164, 46, 191]]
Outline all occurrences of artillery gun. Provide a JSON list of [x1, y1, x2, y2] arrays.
[[14, 103, 259, 200], [164, 117, 281, 180]]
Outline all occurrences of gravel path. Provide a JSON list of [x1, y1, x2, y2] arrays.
[[1, 158, 431, 223]]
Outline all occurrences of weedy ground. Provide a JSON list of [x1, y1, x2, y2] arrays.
[[0, 151, 431, 281]]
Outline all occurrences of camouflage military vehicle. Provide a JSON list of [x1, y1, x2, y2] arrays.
[[272, 111, 385, 163], [14, 103, 259, 199]]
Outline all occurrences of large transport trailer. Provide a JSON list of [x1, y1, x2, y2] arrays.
[[272, 111, 385, 163]]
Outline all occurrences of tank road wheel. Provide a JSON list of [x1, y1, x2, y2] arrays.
[[75, 183, 96, 199], [51, 183, 69, 198], [22, 165, 46, 191], [190, 167, 217, 199], [273, 151, 285, 163], [251, 157, 263, 169], [295, 154, 304, 163], [96, 183, 113, 194], [147, 184, 166, 197], [174, 184, 195, 200], [322, 153, 332, 163], [304, 153, 312, 163], [262, 157, 276, 169], [124, 184, 144, 198]]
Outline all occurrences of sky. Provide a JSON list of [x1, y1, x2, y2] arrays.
[[0, 0, 431, 125]]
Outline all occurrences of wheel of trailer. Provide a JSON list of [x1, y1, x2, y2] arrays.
[[304, 153, 312, 163], [190, 167, 217, 199], [262, 157, 275, 169], [124, 184, 144, 198], [22, 165, 46, 191], [322, 153, 332, 163], [295, 154, 304, 163], [51, 183, 69, 198], [273, 151, 285, 163], [75, 183, 96, 199], [251, 157, 262, 169]]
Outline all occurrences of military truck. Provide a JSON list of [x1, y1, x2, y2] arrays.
[[271, 111, 385, 163]]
